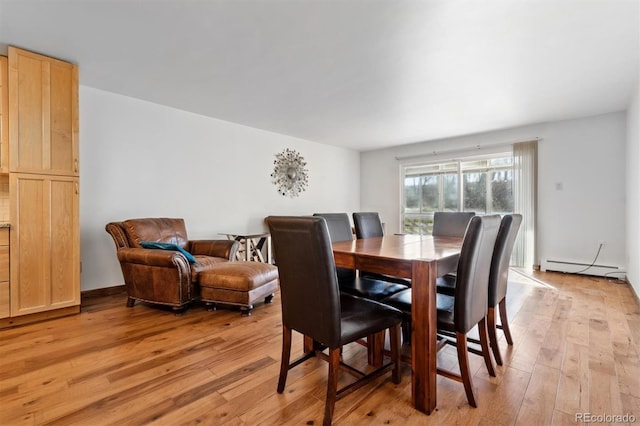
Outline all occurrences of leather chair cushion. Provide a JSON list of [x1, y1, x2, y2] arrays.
[[139, 241, 197, 263], [436, 274, 456, 296], [340, 277, 409, 301], [124, 218, 189, 248], [199, 262, 279, 291], [338, 294, 403, 345], [381, 288, 411, 313], [381, 289, 456, 332], [435, 293, 456, 332], [201, 280, 278, 306], [191, 256, 232, 282]]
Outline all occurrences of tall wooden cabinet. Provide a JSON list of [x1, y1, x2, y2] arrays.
[[1, 46, 80, 324], [8, 48, 79, 176], [10, 174, 79, 316]]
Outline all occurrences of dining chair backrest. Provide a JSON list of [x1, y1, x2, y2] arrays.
[[313, 213, 356, 284], [313, 213, 353, 243], [432, 211, 476, 238], [488, 214, 522, 307], [266, 216, 342, 348], [353, 212, 384, 239], [454, 215, 501, 334]]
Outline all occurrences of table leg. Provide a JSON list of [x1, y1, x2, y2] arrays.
[[229, 235, 244, 261], [411, 260, 438, 414], [254, 237, 268, 262], [253, 238, 266, 262]]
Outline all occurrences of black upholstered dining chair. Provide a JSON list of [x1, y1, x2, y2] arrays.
[[352, 211, 384, 239], [352, 212, 412, 287], [313, 213, 357, 285], [266, 216, 402, 425], [436, 214, 522, 366], [487, 214, 522, 364], [432, 211, 476, 237], [432, 211, 476, 276], [383, 215, 501, 407], [314, 213, 409, 301]]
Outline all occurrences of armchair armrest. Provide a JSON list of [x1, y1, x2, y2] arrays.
[[117, 247, 191, 269], [115, 247, 194, 306], [106, 222, 129, 249], [189, 240, 239, 261]]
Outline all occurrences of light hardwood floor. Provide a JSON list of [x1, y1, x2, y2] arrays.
[[1, 270, 639, 425]]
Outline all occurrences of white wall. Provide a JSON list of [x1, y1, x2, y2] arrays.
[[627, 81, 640, 296], [361, 112, 627, 274], [80, 87, 360, 291]]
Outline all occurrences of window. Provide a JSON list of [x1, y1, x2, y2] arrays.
[[401, 154, 513, 234]]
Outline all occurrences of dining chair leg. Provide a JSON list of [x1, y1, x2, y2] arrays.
[[366, 334, 375, 365], [389, 324, 401, 384], [277, 325, 292, 393], [366, 332, 385, 367], [401, 321, 411, 344], [478, 318, 496, 377], [498, 297, 514, 345], [324, 348, 341, 426], [487, 306, 503, 366], [456, 331, 477, 408], [278, 325, 291, 393]]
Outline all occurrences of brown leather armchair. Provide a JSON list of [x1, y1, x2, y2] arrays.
[[105, 218, 238, 311]]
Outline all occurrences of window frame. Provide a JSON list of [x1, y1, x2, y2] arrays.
[[400, 152, 513, 235]]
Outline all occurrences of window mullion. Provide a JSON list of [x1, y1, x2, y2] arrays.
[[419, 175, 424, 214], [486, 170, 492, 214], [457, 160, 463, 211]]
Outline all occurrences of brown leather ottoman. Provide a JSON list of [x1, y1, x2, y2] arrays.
[[199, 262, 279, 316]]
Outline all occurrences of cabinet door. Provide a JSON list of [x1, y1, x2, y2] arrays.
[[0, 56, 7, 173], [8, 47, 79, 176], [0, 228, 9, 319], [10, 173, 80, 316]]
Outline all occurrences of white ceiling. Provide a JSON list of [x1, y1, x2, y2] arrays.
[[0, 0, 638, 151]]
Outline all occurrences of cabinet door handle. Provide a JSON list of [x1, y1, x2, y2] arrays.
[[74, 159, 79, 173], [75, 183, 79, 195]]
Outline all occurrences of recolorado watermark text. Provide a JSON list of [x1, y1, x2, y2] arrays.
[[575, 413, 636, 423]]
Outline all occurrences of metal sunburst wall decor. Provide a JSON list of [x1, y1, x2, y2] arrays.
[[271, 148, 309, 198]]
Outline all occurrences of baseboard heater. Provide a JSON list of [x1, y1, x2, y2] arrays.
[[541, 259, 623, 278]]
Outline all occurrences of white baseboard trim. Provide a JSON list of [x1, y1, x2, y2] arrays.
[[541, 259, 625, 279]]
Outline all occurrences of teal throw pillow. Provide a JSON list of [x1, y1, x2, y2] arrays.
[[139, 241, 197, 263]]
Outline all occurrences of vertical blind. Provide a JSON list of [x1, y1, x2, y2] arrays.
[[513, 140, 538, 268]]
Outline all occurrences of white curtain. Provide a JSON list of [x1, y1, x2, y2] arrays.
[[513, 140, 538, 268]]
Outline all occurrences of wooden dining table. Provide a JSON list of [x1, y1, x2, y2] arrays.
[[331, 234, 463, 414]]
